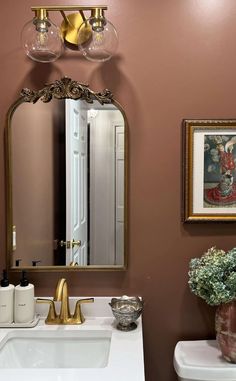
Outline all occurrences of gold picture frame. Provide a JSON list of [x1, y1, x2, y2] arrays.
[[183, 119, 236, 222]]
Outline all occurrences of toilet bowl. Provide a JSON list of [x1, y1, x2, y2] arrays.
[[174, 340, 236, 381]]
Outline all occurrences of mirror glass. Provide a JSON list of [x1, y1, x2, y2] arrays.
[[6, 79, 127, 270]]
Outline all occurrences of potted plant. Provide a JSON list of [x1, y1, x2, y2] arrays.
[[188, 246, 236, 363]]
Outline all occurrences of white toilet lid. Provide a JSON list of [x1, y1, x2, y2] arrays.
[[174, 340, 236, 380]]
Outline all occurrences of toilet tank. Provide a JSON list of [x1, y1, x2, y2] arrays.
[[174, 340, 236, 381]]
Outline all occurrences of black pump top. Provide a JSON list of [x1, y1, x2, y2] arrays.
[[32, 260, 41, 266], [15, 259, 22, 267], [1, 270, 9, 287], [20, 271, 29, 287]]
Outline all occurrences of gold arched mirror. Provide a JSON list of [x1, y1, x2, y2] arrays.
[[5, 77, 127, 271]]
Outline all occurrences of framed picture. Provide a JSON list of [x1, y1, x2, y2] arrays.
[[183, 119, 236, 222]]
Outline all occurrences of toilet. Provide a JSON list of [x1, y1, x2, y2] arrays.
[[174, 340, 236, 381]]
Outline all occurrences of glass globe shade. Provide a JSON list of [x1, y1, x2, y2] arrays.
[[21, 18, 64, 63], [77, 18, 118, 62]]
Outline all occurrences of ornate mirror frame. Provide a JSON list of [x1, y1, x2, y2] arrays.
[[5, 77, 128, 272]]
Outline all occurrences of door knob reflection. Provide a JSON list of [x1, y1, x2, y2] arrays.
[[59, 240, 81, 249], [72, 240, 81, 248]]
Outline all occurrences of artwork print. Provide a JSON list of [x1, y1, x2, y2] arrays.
[[183, 120, 236, 222], [204, 134, 236, 207]]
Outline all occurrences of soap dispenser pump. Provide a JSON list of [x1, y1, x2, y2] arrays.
[[14, 271, 35, 323], [0, 270, 14, 323]]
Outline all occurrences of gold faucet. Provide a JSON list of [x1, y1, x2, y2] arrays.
[[36, 278, 94, 325]]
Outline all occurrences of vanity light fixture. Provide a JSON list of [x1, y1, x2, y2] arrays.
[[21, 5, 118, 63]]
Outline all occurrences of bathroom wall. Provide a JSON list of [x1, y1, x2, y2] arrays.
[[1, 1, 236, 380]]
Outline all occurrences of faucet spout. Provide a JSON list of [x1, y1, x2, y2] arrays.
[[54, 278, 71, 321]]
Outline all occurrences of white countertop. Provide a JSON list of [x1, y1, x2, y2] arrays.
[[0, 297, 145, 381]]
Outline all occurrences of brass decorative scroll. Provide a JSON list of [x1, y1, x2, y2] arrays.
[[21, 77, 114, 105]]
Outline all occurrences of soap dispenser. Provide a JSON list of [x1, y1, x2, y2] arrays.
[[14, 271, 35, 323], [0, 270, 14, 323]]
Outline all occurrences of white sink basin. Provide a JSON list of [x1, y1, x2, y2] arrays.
[[0, 330, 111, 368]]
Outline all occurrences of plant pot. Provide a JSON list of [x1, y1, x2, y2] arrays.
[[215, 300, 236, 363]]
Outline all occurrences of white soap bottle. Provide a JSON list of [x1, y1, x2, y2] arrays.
[[0, 270, 14, 324], [14, 271, 35, 323]]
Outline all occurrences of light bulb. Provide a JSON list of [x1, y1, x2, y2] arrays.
[[93, 31, 105, 47], [21, 17, 64, 63], [35, 30, 49, 49], [77, 18, 118, 62]]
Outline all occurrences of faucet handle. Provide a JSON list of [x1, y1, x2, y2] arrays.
[[73, 298, 94, 324], [36, 298, 57, 323]]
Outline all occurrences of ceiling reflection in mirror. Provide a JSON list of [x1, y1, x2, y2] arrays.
[[6, 78, 127, 270]]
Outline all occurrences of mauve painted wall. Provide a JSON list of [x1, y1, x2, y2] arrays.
[[1, 1, 236, 380]]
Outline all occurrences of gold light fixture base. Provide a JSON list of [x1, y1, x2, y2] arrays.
[[60, 13, 92, 48]]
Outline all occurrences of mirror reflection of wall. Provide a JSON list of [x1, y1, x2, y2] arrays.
[[11, 99, 125, 268], [88, 105, 125, 266]]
